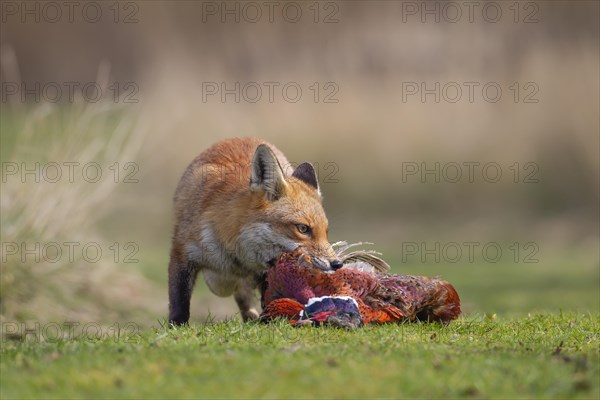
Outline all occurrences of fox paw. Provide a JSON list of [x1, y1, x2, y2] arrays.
[[241, 308, 260, 322]]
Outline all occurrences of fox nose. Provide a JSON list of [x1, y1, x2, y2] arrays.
[[330, 259, 344, 270]]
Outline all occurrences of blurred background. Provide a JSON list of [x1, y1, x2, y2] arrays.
[[1, 1, 598, 327]]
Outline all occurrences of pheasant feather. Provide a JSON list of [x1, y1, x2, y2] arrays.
[[261, 249, 461, 328]]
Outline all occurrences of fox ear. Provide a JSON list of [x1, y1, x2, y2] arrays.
[[250, 144, 288, 200], [292, 162, 320, 194]]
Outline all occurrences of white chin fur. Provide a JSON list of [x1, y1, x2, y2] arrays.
[[237, 222, 299, 270]]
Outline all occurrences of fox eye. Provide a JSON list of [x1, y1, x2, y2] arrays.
[[296, 224, 311, 235]]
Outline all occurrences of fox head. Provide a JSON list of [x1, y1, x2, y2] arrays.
[[240, 144, 341, 272]]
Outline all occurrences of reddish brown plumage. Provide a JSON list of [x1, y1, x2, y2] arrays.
[[262, 251, 461, 325]]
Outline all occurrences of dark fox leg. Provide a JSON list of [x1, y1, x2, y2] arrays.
[[168, 246, 199, 326]]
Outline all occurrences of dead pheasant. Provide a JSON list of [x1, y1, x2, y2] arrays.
[[261, 246, 461, 328]]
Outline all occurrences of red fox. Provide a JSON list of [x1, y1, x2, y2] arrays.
[[168, 137, 342, 325]]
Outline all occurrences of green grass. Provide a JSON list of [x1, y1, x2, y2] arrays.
[[1, 104, 598, 399], [1, 313, 598, 399]]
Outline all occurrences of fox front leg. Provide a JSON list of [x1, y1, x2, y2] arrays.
[[234, 277, 261, 322], [168, 240, 204, 326]]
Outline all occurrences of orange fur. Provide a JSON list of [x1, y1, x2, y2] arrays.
[[168, 137, 338, 325]]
